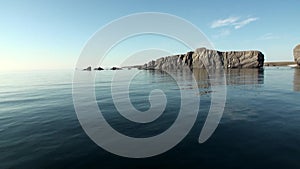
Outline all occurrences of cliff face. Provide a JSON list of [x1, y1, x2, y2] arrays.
[[142, 48, 264, 70], [294, 45, 300, 66]]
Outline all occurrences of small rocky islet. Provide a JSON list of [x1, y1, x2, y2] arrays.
[[82, 66, 121, 71], [94, 67, 104, 70], [83, 66, 91, 71]]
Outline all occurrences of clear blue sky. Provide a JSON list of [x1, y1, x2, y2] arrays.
[[1, 0, 300, 70]]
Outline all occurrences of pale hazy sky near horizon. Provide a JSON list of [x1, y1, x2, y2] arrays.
[[1, 0, 300, 70]]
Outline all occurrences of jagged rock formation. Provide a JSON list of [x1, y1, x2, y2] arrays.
[[142, 48, 264, 70], [294, 44, 300, 66]]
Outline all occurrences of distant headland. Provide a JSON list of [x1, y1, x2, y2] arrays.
[[82, 46, 300, 71]]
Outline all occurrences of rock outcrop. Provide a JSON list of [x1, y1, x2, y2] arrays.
[[111, 67, 122, 70], [294, 44, 300, 66], [83, 66, 91, 71], [142, 48, 264, 70], [94, 67, 104, 70]]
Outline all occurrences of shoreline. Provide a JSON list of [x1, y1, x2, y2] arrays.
[[264, 61, 297, 67]]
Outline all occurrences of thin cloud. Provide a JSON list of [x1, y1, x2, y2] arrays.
[[211, 16, 259, 29], [233, 17, 259, 29], [211, 17, 240, 28]]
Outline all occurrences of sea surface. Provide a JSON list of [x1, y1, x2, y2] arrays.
[[1, 67, 300, 169]]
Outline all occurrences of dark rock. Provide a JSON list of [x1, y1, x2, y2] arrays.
[[110, 67, 122, 70], [83, 66, 91, 71], [94, 67, 104, 70]]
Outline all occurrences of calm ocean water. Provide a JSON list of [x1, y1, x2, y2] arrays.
[[1, 67, 300, 169]]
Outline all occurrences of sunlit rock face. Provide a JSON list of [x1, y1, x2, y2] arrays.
[[142, 48, 264, 70], [294, 44, 300, 66]]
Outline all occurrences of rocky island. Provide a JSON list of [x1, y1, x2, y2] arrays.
[[140, 48, 264, 70]]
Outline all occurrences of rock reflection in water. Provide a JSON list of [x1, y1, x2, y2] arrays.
[[225, 68, 264, 85], [294, 68, 300, 92], [192, 68, 264, 88], [146, 68, 264, 90]]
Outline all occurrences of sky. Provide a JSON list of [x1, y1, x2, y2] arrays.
[[1, 0, 300, 70]]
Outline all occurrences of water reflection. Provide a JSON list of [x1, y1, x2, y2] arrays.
[[226, 68, 264, 85], [192, 68, 264, 88], [144, 68, 264, 90], [294, 68, 300, 92]]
